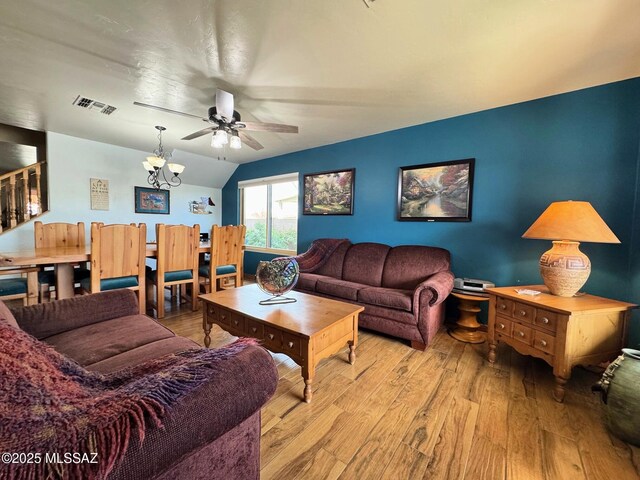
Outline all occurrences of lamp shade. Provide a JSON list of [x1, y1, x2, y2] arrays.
[[522, 201, 620, 244]]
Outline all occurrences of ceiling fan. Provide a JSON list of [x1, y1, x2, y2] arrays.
[[133, 89, 298, 151]]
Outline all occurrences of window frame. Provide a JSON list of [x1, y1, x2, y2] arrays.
[[239, 172, 299, 255]]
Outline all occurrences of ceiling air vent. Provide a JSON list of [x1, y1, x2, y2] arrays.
[[72, 95, 117, 115]]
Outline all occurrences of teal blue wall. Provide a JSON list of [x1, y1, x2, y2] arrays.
[[223, 78, 640, 347]]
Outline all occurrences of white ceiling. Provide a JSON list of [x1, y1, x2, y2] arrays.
[[1, 0, 639, 184]]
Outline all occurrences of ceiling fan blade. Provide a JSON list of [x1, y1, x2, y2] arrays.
[[238, 131, 264, 151], [133, 102, 204, 120], [215, 89, 234, 121], [239, 121, 298, 134], [181, 126, 216, 141]]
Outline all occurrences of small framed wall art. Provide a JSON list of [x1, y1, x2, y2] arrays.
[[398, 158, 475, 221], [134, 186, 170, 214], [303, 168, 355, 215]]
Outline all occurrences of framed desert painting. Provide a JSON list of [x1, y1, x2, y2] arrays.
[[303, 168, 355, 215], [398, 158, 475, 221], [134, 186, 170, 214]]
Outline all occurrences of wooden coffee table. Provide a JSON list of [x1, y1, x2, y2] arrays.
[[200, 284, 364, 403]]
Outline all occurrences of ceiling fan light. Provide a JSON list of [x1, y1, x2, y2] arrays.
[[214, 129, 228, 144], [167, 163, 185, 175], [142, 161, 154, 172], [229, 134, 242, 149], [146, 155, 166, 169]]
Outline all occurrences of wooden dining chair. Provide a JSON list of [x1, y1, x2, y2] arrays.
[[80, 223, 147, 314], [147, 223, 200, 319], [199, 225, 246, 293], [0, 267, 39, 306], [33, 221, 88, 301]]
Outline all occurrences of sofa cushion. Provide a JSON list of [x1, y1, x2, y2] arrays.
[[314, 240, 352, 278], [44, 314, 175, 366], [342, 243, 390, 287], [358, 287, 413, 312], [382, 245, 450, 290], [86, 336, 198, 373], [316, 277, 369, 302], [296, 273, 325, 292], [0, 301, 19, 329]]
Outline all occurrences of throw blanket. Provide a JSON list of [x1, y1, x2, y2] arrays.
[[0, 319, 256, 480], [290, 238, 349, 272]]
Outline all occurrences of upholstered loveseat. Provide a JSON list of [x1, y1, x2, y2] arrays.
[[1, 290, 278, 480], [294, 240, 454, 350]]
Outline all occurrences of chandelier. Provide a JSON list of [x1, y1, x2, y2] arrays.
[[142, 126, 185, 189]]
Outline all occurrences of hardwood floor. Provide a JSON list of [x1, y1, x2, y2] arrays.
[[159, 302, 640, 480]]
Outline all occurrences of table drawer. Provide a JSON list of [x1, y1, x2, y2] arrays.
[[216, 307, 232, 326], [512, 302, 535, 324], [228, 313, 246, 334], [495, 316, 513, 338], [247, 319, 264, 338], [533, 310, 559, 333], [533, 330, 555, 355], [512, 323, 533, 346], [264, 325, 282, 350], [283, 332, 303, 357], [496, 298, 514, 316]]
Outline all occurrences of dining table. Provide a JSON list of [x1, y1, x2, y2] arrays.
[[0, 242, 211, 300]]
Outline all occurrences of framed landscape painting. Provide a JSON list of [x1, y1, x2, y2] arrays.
[[303, 168, 355, 215], [398, 158, 475, 221], [135, 186, 170, 214]]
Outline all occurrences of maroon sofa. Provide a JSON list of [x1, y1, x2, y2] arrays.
[[4, 290, 278, 480], [295, 240, 454, 350]]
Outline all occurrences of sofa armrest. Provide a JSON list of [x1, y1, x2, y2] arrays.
[[108, 344, 279, 480], [413, 270, 454, 307], [11, 289, 140, 340]]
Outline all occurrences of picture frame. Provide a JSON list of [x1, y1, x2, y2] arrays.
[[134, 186, 170, 214], [397, 158, 475, 221], [303, 168, 355, 215]]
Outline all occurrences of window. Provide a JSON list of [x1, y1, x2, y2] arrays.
[[239, 173, 298, 254]]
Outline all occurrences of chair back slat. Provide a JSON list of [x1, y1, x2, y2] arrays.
[[156, 224, 200, 274], [90, 223, 146, 280], [34, 221, 85, 248], [211, 225, 246, 268]]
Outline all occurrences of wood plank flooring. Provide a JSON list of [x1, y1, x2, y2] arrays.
[[159, 302, 640, 480]]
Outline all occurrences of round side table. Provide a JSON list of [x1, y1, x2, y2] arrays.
[[449, 291, 489, 344]]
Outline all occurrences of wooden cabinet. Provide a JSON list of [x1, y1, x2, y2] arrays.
[[486, 286, 636, 402]]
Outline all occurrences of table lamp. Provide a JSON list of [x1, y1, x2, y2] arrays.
[[522, 201, 620, 297]]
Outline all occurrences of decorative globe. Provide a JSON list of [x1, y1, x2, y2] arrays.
[[256, 258, 300, 297]]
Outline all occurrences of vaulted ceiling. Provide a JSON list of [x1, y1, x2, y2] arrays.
[[1, 0, 639, 179]]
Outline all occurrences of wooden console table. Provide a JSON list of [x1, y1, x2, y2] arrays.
[[200, 285, 363, 403], [486, 285, 636, 402]]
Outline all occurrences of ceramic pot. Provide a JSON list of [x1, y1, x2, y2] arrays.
[[593, 348, 640, 446]]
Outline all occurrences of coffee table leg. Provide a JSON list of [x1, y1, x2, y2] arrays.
[[302, 364, 315, 403], [348, 341, 356, 365], [203, 318, 212, 348]]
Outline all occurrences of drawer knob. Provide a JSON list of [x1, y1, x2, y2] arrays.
[[288, 341, 294, 348], [541, 317, 550, 324], [251, 327, 257, 333], [540, 339, 547, 347], [221, 315, 226, 321], [519, 310, 526, 317], [500, 304, 506, 310], [498, 323, 505, 329], [518, 331, 525, 337], [268, 334, 274, 340]]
